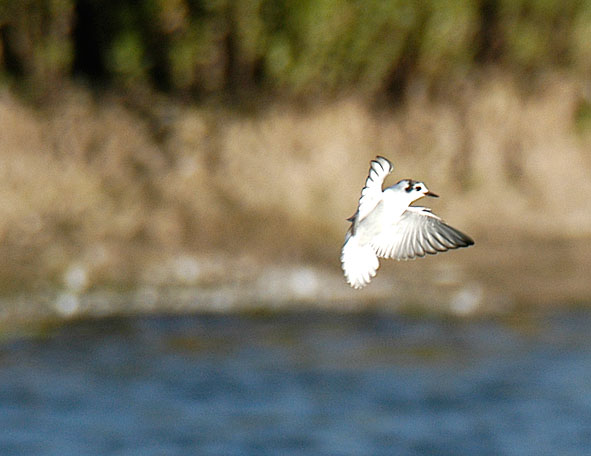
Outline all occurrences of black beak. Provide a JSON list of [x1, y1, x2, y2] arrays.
[[426, 191, 439, 198]]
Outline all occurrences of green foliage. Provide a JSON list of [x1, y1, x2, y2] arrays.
[[418, 0, 478, 76], [1, 0, 591, 97], [0, 0, 74, 92], [108, 31, 147, 84], [498, 0, 577, 68]]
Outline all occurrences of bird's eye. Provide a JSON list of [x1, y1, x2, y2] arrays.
[[415, 186, 421, 191]]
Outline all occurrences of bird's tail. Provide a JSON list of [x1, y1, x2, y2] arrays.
[[341, 235, 379, 289]]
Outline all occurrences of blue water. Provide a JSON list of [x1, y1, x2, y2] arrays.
[[1, 309, 591, 455]]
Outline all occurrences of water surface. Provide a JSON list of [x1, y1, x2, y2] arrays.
[[1, 309, 590, 455]]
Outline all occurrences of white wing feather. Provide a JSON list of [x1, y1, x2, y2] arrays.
[[371, 207, 474, 261], [341, 234, 379, 289], [349, 156, 393, 234]]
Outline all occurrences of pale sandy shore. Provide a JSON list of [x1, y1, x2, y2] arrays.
[[0, 239, 588, 335]]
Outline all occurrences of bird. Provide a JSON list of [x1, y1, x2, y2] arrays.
[[341, 156, 474, 289]]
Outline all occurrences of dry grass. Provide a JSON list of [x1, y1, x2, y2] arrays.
[[0, 71, 590, 292]]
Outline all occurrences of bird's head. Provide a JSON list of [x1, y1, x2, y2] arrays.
[[391, 179, 439, 204]]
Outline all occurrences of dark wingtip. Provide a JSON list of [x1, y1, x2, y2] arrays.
[[459, 233, 475, 247], [373, 156, 392, 171], [461, 229, 475, 246], [442, 223, 474, 248]]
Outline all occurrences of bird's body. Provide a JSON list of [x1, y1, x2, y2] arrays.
[[341, 156, 474, 289]]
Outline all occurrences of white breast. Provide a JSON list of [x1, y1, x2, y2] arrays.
[[380, 189, 411, 222]]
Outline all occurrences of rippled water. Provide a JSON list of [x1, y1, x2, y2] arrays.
[[1, 309, 591, 455]]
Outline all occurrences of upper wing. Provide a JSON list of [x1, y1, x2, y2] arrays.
[[349, 156, 393, 234], [371, 206, 474, 260]]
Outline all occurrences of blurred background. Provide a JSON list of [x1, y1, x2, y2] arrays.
[[0, 0, 590, 320], [1, 1, 591, 454]]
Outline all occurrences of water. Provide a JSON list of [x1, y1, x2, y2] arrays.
[[1, 309, 591, 455]]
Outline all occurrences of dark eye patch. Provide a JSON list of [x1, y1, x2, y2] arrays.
[[415, 186, 421, 191]]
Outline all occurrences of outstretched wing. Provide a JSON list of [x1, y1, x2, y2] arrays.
[[348, 156, 393, 235], [371, 206, 474, 260]]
